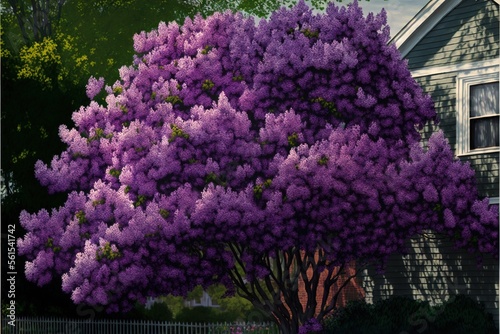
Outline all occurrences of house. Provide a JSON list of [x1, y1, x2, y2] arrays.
[[362, 0, 499, 328], [184, 291, 220, 308]]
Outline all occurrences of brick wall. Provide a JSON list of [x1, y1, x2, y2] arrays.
[[293, 258, 366, 316]]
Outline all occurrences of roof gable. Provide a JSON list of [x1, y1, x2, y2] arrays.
[[392, 0, 500, 57]]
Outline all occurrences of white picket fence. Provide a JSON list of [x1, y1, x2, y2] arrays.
[[1, 317, 279, 334]]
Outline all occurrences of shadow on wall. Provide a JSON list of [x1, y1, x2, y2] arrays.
[[415, 71, 500, 200], [407, 0, 499, 71], [362, 230, 499, 329]]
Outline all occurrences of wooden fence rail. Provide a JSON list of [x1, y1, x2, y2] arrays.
[[1, 317, 279, 334]]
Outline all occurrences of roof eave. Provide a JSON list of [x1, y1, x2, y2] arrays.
[[391, 0, 462, 57]]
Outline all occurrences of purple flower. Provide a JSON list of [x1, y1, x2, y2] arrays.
[[86, 76, 105, 99], [299, 318, 322, 334]]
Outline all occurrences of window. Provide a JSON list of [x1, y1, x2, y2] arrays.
[[456, 66, 499, 156], [469, 82, 499, 150]]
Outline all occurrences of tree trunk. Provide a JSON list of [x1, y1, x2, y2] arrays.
[[8, 0, 31, 44], [7, 0, 67, 43], [227, 244, 364, 333]]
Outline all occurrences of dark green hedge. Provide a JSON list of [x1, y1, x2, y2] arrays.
[[323, 295, 497, 334]]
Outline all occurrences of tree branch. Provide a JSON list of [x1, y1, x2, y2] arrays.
[[320, 263, 365, 317], [55, 0, 66, 22], [317, 263, 344, 320], [7, 0, 31, 44]]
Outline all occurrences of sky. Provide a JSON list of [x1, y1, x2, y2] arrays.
[[339, 0, 430, 37]]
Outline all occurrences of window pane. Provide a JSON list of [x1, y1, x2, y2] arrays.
[[471, 116, 499, 149], [470, 82, 499, 117]]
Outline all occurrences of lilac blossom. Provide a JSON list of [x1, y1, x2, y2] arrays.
[[18, 1, 498, 333], [86, 76, 105, 100]]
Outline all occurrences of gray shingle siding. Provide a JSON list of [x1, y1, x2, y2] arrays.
[[362, 0, 499, 329], [416, 73, 458, 148], [467, 155, 500, 198], [407, 0, 499, 70], [363, 231, 499, 324], [408, 0, 500, 200], [414, 72, 500, 198]]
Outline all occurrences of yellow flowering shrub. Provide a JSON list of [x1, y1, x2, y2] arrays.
[[17, 32, 93, 89], [1, 33, 12, 59], [17, 37, 62, 88]]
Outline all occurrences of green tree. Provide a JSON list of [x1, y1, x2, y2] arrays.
[[1, 21, 87, 318], [4, 0, 67, 43]]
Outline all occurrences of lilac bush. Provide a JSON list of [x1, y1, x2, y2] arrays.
[[18, 1, 498, 333]]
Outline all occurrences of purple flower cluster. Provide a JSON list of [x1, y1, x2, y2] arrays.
[[86, 76, 105, 100], [18, 0, 497, 315], [298, 318, 322, 334]]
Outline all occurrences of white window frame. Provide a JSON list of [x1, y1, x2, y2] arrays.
[[456, 65, 499, 156]]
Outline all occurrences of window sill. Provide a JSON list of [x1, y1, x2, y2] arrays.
[[456, 147, 500, 157]]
